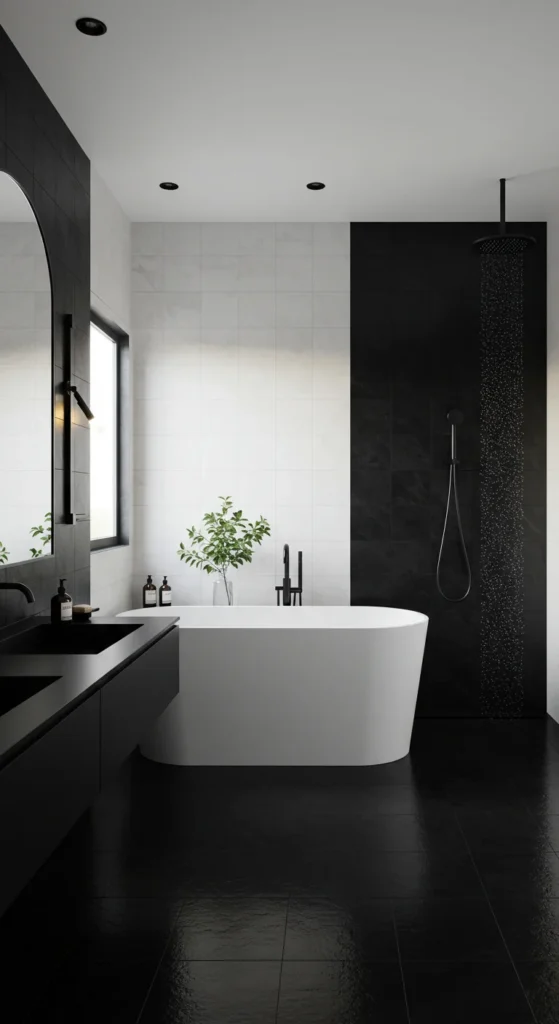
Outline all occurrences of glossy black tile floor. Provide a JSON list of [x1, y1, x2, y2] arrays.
[[4, 719, 559, 1022]]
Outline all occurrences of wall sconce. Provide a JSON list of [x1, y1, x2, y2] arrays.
[[65, 381, 94, 421]]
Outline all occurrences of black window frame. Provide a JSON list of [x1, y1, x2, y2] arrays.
[[90, 310, 130, 552]]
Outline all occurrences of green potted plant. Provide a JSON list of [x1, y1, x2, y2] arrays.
[[177, 495, 271, 605], [0, 541, 9, 564]]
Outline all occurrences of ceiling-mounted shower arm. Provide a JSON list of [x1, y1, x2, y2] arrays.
[[499, 178, 506, 236]]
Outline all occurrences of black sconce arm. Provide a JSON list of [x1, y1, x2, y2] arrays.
[[65, 381, 94, 421]]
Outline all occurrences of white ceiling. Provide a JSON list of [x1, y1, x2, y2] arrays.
[[2, 0, 559, 221]]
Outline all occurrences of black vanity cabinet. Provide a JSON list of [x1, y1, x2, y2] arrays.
[[0, 694, 100, 915], [100, 627, 179, 785], [0, 623, 179, 916]]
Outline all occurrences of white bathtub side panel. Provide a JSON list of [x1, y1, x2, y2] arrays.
[[139, 623, 427, 765]]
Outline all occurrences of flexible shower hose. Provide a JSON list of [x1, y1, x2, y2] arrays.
[[435, 461, 472, 602]]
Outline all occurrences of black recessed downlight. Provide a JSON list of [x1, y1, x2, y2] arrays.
[[159, 182, 179, 191], [307, 182, 325, 190], [76, 17, 107, 36]]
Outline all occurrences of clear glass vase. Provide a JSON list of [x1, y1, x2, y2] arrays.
[[213, 578, 234, 606]]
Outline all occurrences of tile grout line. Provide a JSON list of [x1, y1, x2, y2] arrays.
[[274, 894, 290, 1024], [133, 897, 185, 1024], [452, 809, 538, 1023], [391, 898, 412, 1024]]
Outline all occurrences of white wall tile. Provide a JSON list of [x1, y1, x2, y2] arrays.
[[313, 292, 351, 328], [132, 255, 163, 292], [313, 398, 350, 471], [276, 400, 313, 471], [132, 292, 163, 329], [163, 256, 202, 291], [313, 223, 350, 255], [275, 292, 313, 328], [201, 292, 238, 328], [201, 255, 239, 291], [238, 223, 275, 255], [131, 221, 350, 605], [312, 575, 351, 605], [163, 292, 202, 329], [313, 505, 350, 541], [313, 468, 350, 505], [237, 254, 275, 292], [202, 223, 240, 255], [275, 223, 313, 256], [163, 223, 202, 255], [239, 292, 275, 327], [275, 256, 313, 292], [313, 255, 350, 291], [276, 471, 313, 506], [131, 222, 164, 255], [275, 328, 313, 399]]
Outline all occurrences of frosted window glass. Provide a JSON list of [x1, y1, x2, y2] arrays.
[[90, 323, 117, 541]]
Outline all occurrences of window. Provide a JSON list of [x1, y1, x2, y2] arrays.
[[90, 312, 129, 549]]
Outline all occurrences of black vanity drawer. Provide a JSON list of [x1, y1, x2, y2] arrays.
[[100, 626, 179, 784], [0, 693, 100, 916]]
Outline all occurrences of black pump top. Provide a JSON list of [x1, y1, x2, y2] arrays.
[[146, 575, 153, 583], [58, 579, 67, 592], [162, 576, 168, 584]]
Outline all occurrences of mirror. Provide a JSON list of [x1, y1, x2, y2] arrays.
[[0, 173, 52, 565]]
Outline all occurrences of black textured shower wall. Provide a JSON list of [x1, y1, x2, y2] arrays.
[[351, 223, 546, 717], [0, 28, 91, 629]]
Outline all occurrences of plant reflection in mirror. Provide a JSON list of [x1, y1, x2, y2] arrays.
[[30, 512, 52, 558]]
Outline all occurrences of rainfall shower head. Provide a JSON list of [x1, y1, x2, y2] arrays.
[[447, 409, 464, 426], [473, 179, 536, 255]]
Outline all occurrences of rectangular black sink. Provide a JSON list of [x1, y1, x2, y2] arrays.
[[0, 676, 62, 717], [0, 623, 142, 656]]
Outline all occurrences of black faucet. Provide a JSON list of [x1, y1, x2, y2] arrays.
[[0, 582, 35, 604], [275, 545, 303, 606]]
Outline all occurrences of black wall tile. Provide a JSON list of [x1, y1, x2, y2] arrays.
[[351, 222, 546, 717], [0, 28, 90, 627]]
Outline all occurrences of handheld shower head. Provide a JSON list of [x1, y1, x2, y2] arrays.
[[447, 409, 464, 426]]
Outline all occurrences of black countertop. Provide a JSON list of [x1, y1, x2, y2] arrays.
[[0, 615, 178, 769]]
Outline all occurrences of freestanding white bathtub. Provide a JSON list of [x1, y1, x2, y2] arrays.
[[118, 606, 428, 766]]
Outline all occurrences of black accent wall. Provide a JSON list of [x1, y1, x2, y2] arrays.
[[351, 223, 546, 718], [0, 28, 91, 629]]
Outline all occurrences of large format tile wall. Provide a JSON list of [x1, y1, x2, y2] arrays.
[[0, 27, 91, 628], [131, 222, 350, 606], [351, 222, 546, 718]]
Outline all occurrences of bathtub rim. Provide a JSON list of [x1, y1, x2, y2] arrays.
[[118, 605, 429, 630]]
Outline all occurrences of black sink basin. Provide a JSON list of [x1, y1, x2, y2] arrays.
[[0, 623, 141, 656], [0, 676, 61, 716]]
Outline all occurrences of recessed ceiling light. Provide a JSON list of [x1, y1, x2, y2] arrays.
[[76, 17, 107, 36], [307, 182, 325, 190], [159, 182, 179, 191]]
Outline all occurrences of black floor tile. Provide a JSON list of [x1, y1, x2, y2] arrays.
[[30, 958, 156, 1024], [138, 960, 281, 1023], [402, 961, 534, 1022], [276, 961, 408, 1023], [284, 897, 398, 961], [491, 899, 559, 961], [394, 898, 509, 962], [474, 850, 559, 900], [457, 808, 553, 854], [165, 897, 288, 961], [515, 961, 559, 1024], [7, 719, 559, 1021], [315, 848, 485, 900]]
